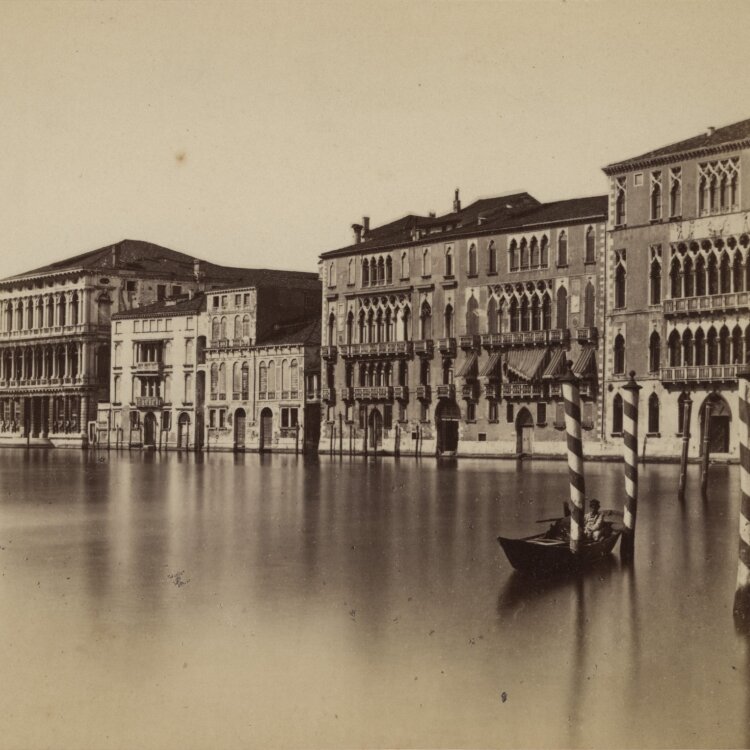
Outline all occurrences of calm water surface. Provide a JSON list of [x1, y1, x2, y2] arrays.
[[0, 449, 748, 749]]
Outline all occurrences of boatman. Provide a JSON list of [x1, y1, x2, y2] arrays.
[[584, 499, 605, 541]]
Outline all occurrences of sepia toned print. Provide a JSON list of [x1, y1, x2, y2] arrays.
[[2, 2, 750, 749]]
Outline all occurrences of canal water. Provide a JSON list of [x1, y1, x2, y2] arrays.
[[0, 449, 748, 749]]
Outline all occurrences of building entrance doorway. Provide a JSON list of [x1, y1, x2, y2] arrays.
[[234, 408, 246, 450], [260, 407, 273, 452], [368, 408, 383, 450], [700, 394, 731, 454], [435, 400, 460, 454], [178, 413, 190, 449], [515, 407, 534, 455], [143, 412, 157, 447]]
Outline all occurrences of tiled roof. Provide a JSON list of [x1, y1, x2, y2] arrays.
[[112, 293, 207, 320], [2, 239, 320, 289], [257, 317, 321, 347], [604, 117, 750, 174], [321, 193, 606, 258]]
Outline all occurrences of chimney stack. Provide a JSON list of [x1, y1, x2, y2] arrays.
[[352, 223, 363, 244], [111, 244, 120, 268], [362, 216, 370, 238], [193, 259, 203, 288], [453, 188, 461, 213], [706, 126, 716, 136]]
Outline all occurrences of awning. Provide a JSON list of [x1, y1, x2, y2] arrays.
[[506, 348, 548, 381], [457, 352, 478, 378], [479, 351, 502, 377], [573, 346, 597, 376], [542, 348, 567, 379]]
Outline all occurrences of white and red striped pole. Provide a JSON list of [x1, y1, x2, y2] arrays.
[[734, 366, 750, 631], [559, 362, 585, 554], [621, 371, 642, 561]]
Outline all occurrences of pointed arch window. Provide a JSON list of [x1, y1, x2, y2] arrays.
[[669, 167, 682, 218], [420, 301, 432, 340], [348, 258, 355, 285], [509, 240, 518, 271], [422, 248, 431, 276], [614, 334, 626, 374], [668, 329, 681, 367], [444, 304, 454, 337], [614, 251, 627, 309], [530, 237, 539, 267], [445, 247, 453, 277], [650, 248, 662, 305], [487, 298, 498, 334], [520, 239, 529, 269], [585, 227, 596, 263], [327, 312, 336, 346], [557, 232, 567, 267], [648, 393, 660, 434], [556, 286, 568, 330], [650, 171, 662, 221], [542, 294, 551, 330], [465, 295, 479, 335], [402, 306, 411, 341], [682, 329, 694, 366], [400, 252, 409, 279], [612, 393, 624, 434], [362, 259, 370, 287], [584, 282, 596, 328], [385, 256, 393, 284], [540, 236, 549, 268], [649, 331, 661, 372], [468, 244, 478, 276], [488, 241, 497, 274]]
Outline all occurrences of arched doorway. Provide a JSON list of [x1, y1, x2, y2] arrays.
[[143, 412, 157, 447], [368, 408, 383, 450], [435, 399, 460, 454], [177, 413, 190, 449], [515, 407, 534, 455], [234, 408, 246, 450], [700, 393, 731, 454], [260, 407, 273, 452]]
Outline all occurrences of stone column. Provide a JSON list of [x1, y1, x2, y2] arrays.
[[48, 397, 54, 434], [81, 341, 89, 378], [80, 395, 89, 434]]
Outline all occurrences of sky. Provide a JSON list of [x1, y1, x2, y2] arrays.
[[1, 0, 749, 278]]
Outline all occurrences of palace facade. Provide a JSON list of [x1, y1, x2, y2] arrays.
[[318, 190, 608, 457], [603, 117, 750, 459]]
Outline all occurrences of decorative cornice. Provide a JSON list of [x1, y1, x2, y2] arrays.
[[603, 141, 749, 176]]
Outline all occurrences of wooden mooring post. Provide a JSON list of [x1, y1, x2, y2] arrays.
[[394, 423, 400, 457], [338, 413, 343, 456], [678, 394, 692, 500], [559, 363, 585, 555], [734, 367, 750, 631], [621, 371, 642, 561], [701, 403, 713, 495]]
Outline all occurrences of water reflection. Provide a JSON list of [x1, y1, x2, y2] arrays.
[[0, 451, 748, 748]]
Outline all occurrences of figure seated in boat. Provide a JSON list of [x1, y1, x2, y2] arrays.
[[584, 499, 605, 541]]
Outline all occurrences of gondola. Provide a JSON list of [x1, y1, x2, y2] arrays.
[[497, 510, 623, 574]]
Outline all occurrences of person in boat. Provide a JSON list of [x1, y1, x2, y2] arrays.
[[584, 499, 605, 541]]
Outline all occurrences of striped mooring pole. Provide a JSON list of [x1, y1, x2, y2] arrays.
[[621, 371, 642, 561], [559, 362, 585, 554], [734, 366, 750, 631], [677, 394, 693, 500]]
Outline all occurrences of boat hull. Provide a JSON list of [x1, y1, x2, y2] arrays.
[[497, 530, 621, 573]]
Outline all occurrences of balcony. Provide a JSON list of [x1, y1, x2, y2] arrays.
[[339, 341, 413, 358], [502, 329, 569, 347], [416, 384, 431, 401], [321, 345, 338, 360], [413, 339, 434, 357], [133, 361, 163, 374], [459, 335, 480, 351], [306, 390, 321, 403], [484, 381, 500, 400], [548, 381, 597, 399], [0, 322, 104, 342], [575, 327, 599, 344], [134, 396, 163, 408], [661, 364, 738, 384], [436, 384, 456, 400], [501, 382, 544, 399], [321, 387, 336, 403], [340, 386, 354, 401], [663, 292, 750, 317], [392, 385, 409, 400], [352, 386, 393, 400], [461, 381, 479, 401], [436, 338, 457, 357], [480, 333, 504, 349]]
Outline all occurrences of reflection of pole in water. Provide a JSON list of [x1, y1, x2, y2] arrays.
[[733, 368, 750, 631], [621, 371, 642, 561], [566, 575, 586, 748], [559, 362, 585, 554], [678, 394, 692, 500]]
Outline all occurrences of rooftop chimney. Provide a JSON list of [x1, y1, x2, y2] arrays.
[[453, 188, 461, 213], [111, 244, 120, 268], [362, 216, 370, 238], [706, 126, 716, 136], [352, 223, 363, 244], [193, 258, 203, 284], [429, 211, 436, 218]]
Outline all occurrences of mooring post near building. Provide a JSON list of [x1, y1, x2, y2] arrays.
[[701, 402, 713, 495], [678, 393, 693, 500], [734, 366, 750, 631], [559, 362, 585, 555], [621, 371, 642, 561]]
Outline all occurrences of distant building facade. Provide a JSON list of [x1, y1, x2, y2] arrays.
[[318, 190, 608, 457], [603, 117, 750, 459]]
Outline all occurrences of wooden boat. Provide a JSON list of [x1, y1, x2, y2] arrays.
[[497, 510, 623, 574]]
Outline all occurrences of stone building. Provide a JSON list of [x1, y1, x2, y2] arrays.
[[202, 285, 321, 452], [602, 117, 750, 459], [0, 238, 319, 448], [318, 189, 607, 457]]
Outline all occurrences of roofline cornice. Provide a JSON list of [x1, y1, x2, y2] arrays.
[[603, 140, 750, 176], [319, 212, 607, 260]]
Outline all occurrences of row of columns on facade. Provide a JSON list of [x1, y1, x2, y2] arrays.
[[0, 394, 87, 435], [0, 341, 89, 381], [2, 287, 95, 333]]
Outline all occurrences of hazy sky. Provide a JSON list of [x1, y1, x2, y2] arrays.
[[2, 0, 749, 278]]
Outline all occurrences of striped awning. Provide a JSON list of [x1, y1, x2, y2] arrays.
[[479, 351, 502, 377], [573, 346, 596, 376], [506, 348, 548, 381], [542, 348, 568, 379], [457, 352, 478, 378]]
